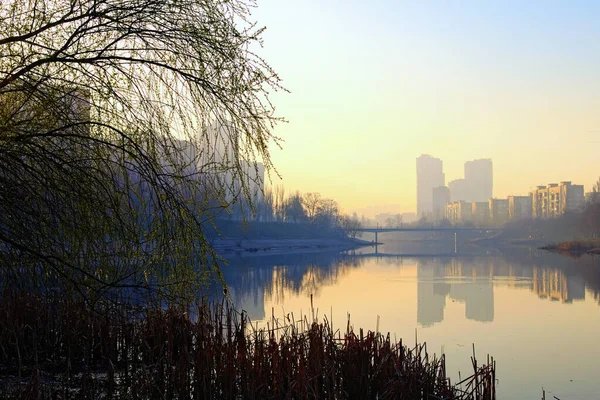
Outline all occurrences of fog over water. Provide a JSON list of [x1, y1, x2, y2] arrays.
[[216, 233, 600, 400]]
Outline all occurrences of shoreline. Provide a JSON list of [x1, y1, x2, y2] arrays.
[[212, 237, 377, 257], [539, 240, 600, 257]]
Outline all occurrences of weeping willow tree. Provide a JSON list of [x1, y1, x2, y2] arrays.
[[0, 0, 283, 306]]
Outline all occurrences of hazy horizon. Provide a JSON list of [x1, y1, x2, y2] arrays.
[[255, 1, 599, 216]]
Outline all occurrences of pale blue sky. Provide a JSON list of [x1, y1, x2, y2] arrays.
[[252, 1, 600, 215]]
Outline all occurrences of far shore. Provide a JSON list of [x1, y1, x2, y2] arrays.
[[468, 235, 553, 248], [539, 239, 600, 256], [212, 237, 377, 257]]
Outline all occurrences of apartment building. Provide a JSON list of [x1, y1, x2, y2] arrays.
[[445, 201, 472, 224], [489, 198, 509, 225], [532, 182, 584, 219], [508, 195, 533, 220], [471, 202, 490, 225]]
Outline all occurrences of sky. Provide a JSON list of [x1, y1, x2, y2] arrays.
[[251, 1, 600, 217]]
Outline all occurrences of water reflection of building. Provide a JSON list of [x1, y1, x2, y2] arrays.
[[450, 283, 494, 322], [417, 259, 494, 326], [500, 253, 585, 303], [416, 257, 587, 327], [532, 268, 585, 303], [417, 264, 450, 326]]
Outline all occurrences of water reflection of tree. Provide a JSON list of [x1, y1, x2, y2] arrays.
[[220, 252, 365, 314], [265, 255, 364, 302], [574, 256, 600, 304]]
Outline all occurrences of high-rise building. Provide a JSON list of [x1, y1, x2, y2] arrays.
[[432, 186, 450, 221], [464, 159, 493, 202], [416, 155, 445, 218], [448, 178, 470, 202]]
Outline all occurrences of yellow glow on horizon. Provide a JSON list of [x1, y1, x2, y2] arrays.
[[255, 1, 600, 217]]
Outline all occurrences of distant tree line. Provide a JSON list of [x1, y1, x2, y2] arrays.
[[581, 176, 600, 237], [224, 186, 364, 238]]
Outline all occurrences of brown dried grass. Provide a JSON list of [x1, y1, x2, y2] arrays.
[[0, 290, 495, 399]]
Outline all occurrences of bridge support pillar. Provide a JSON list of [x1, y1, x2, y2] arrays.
[[375, 230, 378, 244], [454, 232, 457, 253]]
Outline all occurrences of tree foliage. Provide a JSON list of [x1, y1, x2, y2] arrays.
[[0, 0, 283, 304]]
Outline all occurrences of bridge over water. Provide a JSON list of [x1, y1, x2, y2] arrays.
[[356, 226, 501, 244], [345, 251, 495, 259]]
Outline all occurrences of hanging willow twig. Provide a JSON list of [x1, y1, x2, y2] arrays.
[[0, 0, 285, 306]]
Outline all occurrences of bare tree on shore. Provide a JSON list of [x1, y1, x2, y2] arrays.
[[385, 214, 403, 228], [303, 192, 322, 223], [340, 214, 363, 238], [285, 191, 307, 223]]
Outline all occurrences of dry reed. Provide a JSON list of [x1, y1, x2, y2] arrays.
[[0, 290, 495, 399]]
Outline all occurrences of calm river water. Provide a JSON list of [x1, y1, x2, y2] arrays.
[[218, 232, 600, 399]]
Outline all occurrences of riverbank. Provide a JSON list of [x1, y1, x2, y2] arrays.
[[471, 235, 600, 258], [206, 220, 379, 256], [213, 237, 376, 256], [540, 239, 600, 256], [469, 235, 553, 249]]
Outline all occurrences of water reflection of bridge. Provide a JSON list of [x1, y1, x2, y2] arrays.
[[351, 252, 485, 258]]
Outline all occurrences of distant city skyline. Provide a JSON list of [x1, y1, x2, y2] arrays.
[[421, 156, 494, 220], [253, 1, 599, 216]]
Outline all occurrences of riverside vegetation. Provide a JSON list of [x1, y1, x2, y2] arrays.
[[0, 290, 496, 400]]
